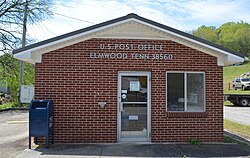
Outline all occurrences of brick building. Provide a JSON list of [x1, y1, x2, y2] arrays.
[[14, 14, 245, 143]]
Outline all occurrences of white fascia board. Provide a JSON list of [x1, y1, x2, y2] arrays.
[[133, 19, 245, 62], [32, 52, 42, 63], [17, 58, 35, 64], [217, 57, 225, 66], [218, 54, 245, 66], [14, 51, 31, 59], [13, 50, 35, 64], [14, 19, 134, 60], [227, 54, 245, 64], [25, 58, 35, 64]]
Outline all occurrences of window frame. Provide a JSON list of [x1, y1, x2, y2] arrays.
[[166, 71, 206, 112]]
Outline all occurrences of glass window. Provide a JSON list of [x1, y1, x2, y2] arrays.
[[167, 73, 184, 111], [242, 78, 250, 82], [187, 73, 204, 112], [167, 72, 205, 112]]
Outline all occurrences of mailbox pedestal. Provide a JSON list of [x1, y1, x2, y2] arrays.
[[29, 100, 54, 149]]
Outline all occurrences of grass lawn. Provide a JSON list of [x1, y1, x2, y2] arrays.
[[224, 119, 250, 140], [223, 62, 250, 143], [0, 102, 18, 110], [224, 101, 234, 107], [223, 61, 250, 94]]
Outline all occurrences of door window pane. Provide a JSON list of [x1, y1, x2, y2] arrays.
[[167, 73, 184, 111], [121, 103, 147, 138], [187, 73, 204, 112], [121, 76, 147, 102]]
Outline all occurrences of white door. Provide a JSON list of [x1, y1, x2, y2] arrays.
[[117, 71, 151, 142]]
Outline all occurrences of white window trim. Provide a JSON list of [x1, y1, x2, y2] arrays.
[[166, 71, 206, 112]]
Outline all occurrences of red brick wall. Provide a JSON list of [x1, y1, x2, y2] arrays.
[[35, 38, 223, 143]]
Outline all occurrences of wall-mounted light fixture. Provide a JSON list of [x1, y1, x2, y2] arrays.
[[98, 102, 106, 109]]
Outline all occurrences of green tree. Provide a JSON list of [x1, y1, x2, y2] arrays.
[[0, 0, 53, 104], [233, 27, 250, 55], [192, 25, 219, 43], [192, 22, 250, 57], [217, 22, 250, 56], [0, 54, 34, 102]]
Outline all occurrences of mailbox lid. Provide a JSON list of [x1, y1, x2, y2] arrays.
[[30, 100, 53, 110]]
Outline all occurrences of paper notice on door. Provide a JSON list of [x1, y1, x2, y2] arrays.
[[122, 90, 127, 93], [129, 115, 138, 120], [130, 81, 140, 91]]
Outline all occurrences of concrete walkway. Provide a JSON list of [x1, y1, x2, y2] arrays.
[[16, 143, 250, 158]]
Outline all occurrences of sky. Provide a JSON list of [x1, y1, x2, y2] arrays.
[[28, 0, 250, 42]]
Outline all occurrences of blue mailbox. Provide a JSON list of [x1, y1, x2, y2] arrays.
[[29, 100, 54, 149]]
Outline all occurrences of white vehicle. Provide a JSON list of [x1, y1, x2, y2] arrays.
[[232, 78, 250, 90]]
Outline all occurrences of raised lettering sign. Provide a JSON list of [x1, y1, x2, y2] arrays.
[[89, 43, 173, 60]]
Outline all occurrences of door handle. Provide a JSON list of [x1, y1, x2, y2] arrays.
[[119, 102, 123, 112]]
